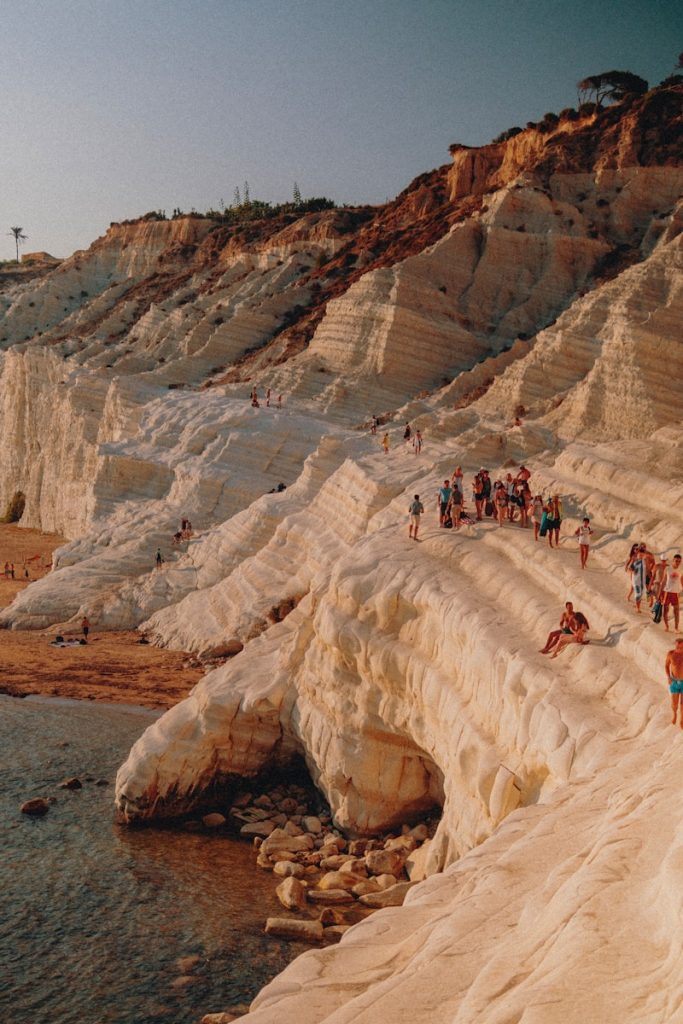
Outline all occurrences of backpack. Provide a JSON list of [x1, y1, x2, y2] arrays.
[[652, 600, 663, 624], [485, 499, 494, 517]]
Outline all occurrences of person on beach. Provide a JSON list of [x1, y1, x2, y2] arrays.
[[625, 543, 639, 602], [408, 495, 424, 540], [451, 466, 464, 490], [413, 430, 423, 455], [575, 517, 594, 569], [550, 610, 590, 657], [665, 638, 683, 726], [629, 544, 648, 614], [403, 423, 412, 443], [546, 496, 562, 548], [531, 495, 544, 540], [266, 388, 271, 407], [437, 480, 452, 528], [473, 473, 484, 521], [540, 602, 575, 654], [155, 548, 164, 571], [662, 554, 682, 632], [370, 415, 378, 435], [515, 465, 531, 485], [381, 433, 390, 454], [494, 481, 507, 527], [81, 616, 90, 642], [448, 480, 464, 529]]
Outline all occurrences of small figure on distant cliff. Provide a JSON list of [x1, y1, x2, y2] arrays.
[[155, 548, 164, 571], [413, 429, 423, 455], [277, 394, 282, 408], [539, 602, 575, 654], [662, 554, 682, 632], [370, 415, 378, 435], [575, 517, 594, 569], [437, 480, 452, 528], [81, 616, 90, 642], [382, 433, 389, 454], [665, 638, 683, 726], [266, 388, 271, 407], [3, 561, 10, 578], [403, 422, 412, 444], [10, 563, 15, 579], [408, 495, 424, 541]]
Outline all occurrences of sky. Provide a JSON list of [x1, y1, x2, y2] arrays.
[[0, 0, 679, 258]]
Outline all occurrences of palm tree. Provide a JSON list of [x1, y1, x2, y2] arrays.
[[9, 226, 27, 263]]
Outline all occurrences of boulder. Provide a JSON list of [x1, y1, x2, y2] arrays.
[[240, 820, 275, 838], [261, 829, 314, 855], [318, 871, 360, 891], [273, 861, 305, 879], [20, 798, 50, 816], [323, 925, 350, 943], [279, 797, 298, 815], [253, 794, 273, 809], [202, 813, 226, 828], [365, 849, 406, 877], [339, 858, 367, 876], [284, 819, 304, 837], [320, 854, 353, 870], [348, 839, 370, 856], [384, 835, 416, 853], [59, 777, 82, 790], [351, 879, 381, 897], [405, 838, 433, 882], [265, 917, 323, 943], [318, 907, 346, 926], [302, 815, 322, 834], [276, 876, 308, 911], [358, 881, 417, 909], [410, 823, 430, 841], [306, 889, 354, 905], [230, 792, 252, 809]]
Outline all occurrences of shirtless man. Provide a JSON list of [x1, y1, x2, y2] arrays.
[[662, 554, 683, 632], [551, 610, 590, 658], [540, 602, 575, 654], [665, 638, 683, 726]]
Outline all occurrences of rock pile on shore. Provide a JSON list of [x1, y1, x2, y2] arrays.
[[199, 782, 437, 945]]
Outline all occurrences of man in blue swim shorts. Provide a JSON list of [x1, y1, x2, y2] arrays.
[[665, 638, 683, 727]]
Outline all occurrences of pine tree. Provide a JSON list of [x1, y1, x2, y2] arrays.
[[292, 181, 302, 206], [233, 186, 241, 207], [243, 180, 250, 205]]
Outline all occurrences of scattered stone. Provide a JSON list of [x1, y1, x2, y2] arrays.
[[170, 975, 198, 989], [231, 792, 252, 809], [273, 861, 305, 879], [384, 835, 416, 853], [304, 865, 321, 877], [410, 823, 429, 841], [202, 813, 226, 828], [306, 889, 354, 905], [276, 876, 307, 911], [261, 829, 314, 855], [95, 778, 109, 787], [318, 907, 346, 926], [283, 819, 304, 837], [265, 917, 323, 943], [339, 858, 367, 876], [199, 1012, 240, 1023], [318, 871, 359, 892], [253, 794, 273, 809], [348, 839, 369, 856], [365, 849, 406, 877], [320, 854, 353, 871], [175, 954, 202, 973], [240, 820, 275, 839], [351, 879, 381, 897], [20, 798, 50, 816], [374, 873, 398, 890], [271, 813, 287, 827], [323, 925, 350, 943], [405, 839, 432, 882], [256, 851, 273, 870], [358, 881, 416, 909], [279, 797, 298, 815], [59, 777, 82, 790]]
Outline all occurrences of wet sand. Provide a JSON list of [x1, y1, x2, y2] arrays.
[[0, 524, 203, 708]]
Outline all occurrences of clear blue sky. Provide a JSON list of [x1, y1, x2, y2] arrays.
[[0, 0, 679, 258]]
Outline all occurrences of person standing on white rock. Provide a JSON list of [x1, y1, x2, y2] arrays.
[[665, 638, 683, 726], [155, 548, 164, 571], [437, 480, 452, 528], [408, 495, 424, 541], [575, 517, 594, 569], [662, 554, 682, 632]]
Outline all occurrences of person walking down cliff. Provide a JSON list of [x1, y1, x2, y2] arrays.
[[370, 415, 378, 435], [403, 422, 412, 445], [408, 495, 424, 540], [413, 430, 423, 455], [629, 544, 648, 614], [665, 638, 683, 726], [662, 554, 682, 632], [575, 517, 594, 569], [155, 548, 164, 571], [381, 433, 390, 455], [547, 496, 563, 548], [81, 616, 90, 642]]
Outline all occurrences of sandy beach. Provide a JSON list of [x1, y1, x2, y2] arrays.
[[0, 525, 203, 707]]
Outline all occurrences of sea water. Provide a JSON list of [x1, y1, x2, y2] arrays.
[[1, 695, 302, 1024]]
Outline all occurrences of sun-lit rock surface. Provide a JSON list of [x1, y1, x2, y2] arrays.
[[2, 83, 683, 1022]]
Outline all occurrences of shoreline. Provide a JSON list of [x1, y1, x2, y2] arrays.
[[0, 524, 204, 709]]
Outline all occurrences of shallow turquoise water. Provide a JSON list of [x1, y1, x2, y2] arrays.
[[1, 695, 302, 1024]]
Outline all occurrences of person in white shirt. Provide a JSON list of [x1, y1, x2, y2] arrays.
[[662, 554, 682, 632], [574, 517, 594, 569]]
